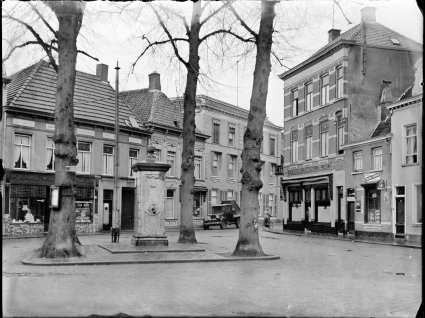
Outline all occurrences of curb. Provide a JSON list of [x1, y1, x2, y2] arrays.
[[22, 254, 280, 266], [266, 229, 421, 249]]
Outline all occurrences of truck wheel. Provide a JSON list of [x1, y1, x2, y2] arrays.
[[235, 218, 240, 228]]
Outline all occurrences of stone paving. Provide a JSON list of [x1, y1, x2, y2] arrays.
[[3, 228, 422, 317]]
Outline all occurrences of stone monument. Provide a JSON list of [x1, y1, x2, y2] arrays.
[[131, 146, 171, 246]]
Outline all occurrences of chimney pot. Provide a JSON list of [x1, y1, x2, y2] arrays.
[[361, 7, 376, 23], [328, 29, 341, 43], [96, 64, 109, 82], [149, 72, 161, 91]]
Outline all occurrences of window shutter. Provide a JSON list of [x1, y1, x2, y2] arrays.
[[210, 152, 214, 176]]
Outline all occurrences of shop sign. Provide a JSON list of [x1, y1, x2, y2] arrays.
[[76, 128, 95, 136], [10, 171, 95, 187], [365, 172, 380, 183], [377, 180, 386, 190], [103, 132, 115, 139], [287, 163, 331, 176], [347, 196, 355, 202], [13, 118, 35, 127]]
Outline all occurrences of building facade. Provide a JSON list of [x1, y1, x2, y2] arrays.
[[387, 58, 422, 243], [2, 61, 151, 236], [192, 95, 283, 221], [277, 7, 422, 234]]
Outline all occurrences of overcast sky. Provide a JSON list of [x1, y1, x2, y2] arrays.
[[2, 0, 423, 127]]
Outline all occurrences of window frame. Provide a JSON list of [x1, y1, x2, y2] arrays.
[[292, 89, 299, 117], [194, 156, 202, 180], [13, 133, 31, 170], [404, 124, 418, 164], [76, 141, 92, 174], [212, 120, 220, 144], [129, 148, 139, 177], [228, 154, 237, 179], [46, 137, 55, 171], [305, 82, 313, 112], [372, 147, 383, 171], [212, 152, 221, 177], [320, 73, 330, 105], [269, 136, 276, 156], [336, 67, 344, 99], [228, 125, 236, 147], [102, 144, 114, 176], [166, 151, 177, 177], [353, 151, 363, 172]]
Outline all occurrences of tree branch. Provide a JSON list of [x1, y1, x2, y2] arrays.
[[334, 0, 352, 25], [271, 51, 290, 69], [27, 2, 57, 36], [200, 1, 232, 27], [49, 39, 99, 62], [200, 28, 255, 43], [2, 41, 40, 63], [228, 2, 258, 41], [148, 3, 188, 67], [2, 14, 58, 72], [132, 36, 188, 72], [157, 3, 190, 34]]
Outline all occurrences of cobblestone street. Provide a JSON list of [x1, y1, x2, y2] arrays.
[[2, 228, 421, 317]]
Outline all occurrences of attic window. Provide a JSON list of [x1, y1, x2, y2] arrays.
[[390, 38, 400, 45], [128, 116, 140, 128], [173, 120, 179, 128]]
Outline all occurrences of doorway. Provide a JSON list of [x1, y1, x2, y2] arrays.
[[103, 189, 113, 231], [121, 188, 134, 230], [395, 186, 405, 236]]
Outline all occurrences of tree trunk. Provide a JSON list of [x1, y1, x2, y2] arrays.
[[40, 2, 85, 258], [233, 0, 276, 256], [178, 1, 202, 244]]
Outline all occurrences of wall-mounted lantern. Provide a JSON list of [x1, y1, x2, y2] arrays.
[[50, 186, 61, 209]]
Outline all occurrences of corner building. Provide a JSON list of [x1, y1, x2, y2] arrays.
[[278, 7, 421, 234]]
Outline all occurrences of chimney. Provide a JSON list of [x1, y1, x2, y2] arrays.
[[361, 7, 376, 23], [96, 64, 109, 82], [149, 72, 161, 91], [328, 29, 341, 43]]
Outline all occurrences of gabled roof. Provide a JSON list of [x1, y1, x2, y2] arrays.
[[370, 116, 391, 138], [280, 22, 422, 80], [120, 88, 182, 129], [172, 95, 283, 129], [6, 60, 146, 131]]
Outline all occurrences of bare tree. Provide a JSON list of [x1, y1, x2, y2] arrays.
[[3, 1, 90, 257], [231, 0, 278, 256], [131, 1, 247, 243]]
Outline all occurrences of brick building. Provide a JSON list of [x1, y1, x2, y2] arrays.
[[277, 7, 422, 234], [387, 58, 422, 243], [1, 61, 151, 236]]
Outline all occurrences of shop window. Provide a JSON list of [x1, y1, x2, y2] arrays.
[[353, 151, 363, 171], [405, 124, 417, 164], [167, 151, 176, 177], [288, 189, 301, 203], [14, 134, 31, 169], [315, 187, 330, 202], [193, 192, 202, 217], [76, 141, 91, 173], [10, 185, 47, 223], [194, 156, 202, 179], [365, 188, 380, 224], [76, 201, 93, 222], [129, 148, 139, 177], [46, 137, 55, 171], [305, 82, 313, 112], [372, 147, 382, 170], [228, 126, 235, 147], [102, 145, 114, 175]]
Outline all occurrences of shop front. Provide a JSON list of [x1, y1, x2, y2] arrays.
[[3, 170, 97, 236], [282, 173, 338, 234]]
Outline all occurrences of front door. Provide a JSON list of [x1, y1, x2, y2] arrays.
[[395, 197, 405, 235], [121, 188, 134, 230], [103, 189, 113, 231], [347, 202, 355, 233]]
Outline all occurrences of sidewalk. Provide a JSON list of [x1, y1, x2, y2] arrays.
[[268, 227, 422, 249]]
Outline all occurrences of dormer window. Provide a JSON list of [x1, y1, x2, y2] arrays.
[[390, 38, 400, 46]]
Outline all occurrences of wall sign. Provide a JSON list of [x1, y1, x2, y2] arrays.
[[13, 118, 35, 127], [377, 180, 386, 190], [347, 197, 355, 202], [365, 172, 380, 183]]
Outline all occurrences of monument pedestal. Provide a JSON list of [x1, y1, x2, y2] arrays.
[[131, 146, 171, 247], [131, 236, 168, 246]]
